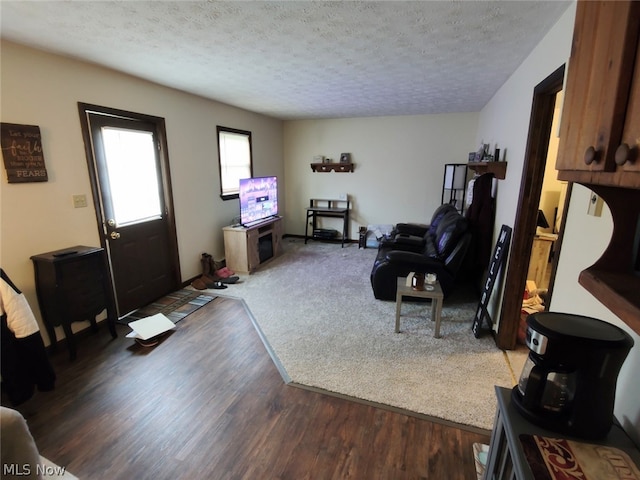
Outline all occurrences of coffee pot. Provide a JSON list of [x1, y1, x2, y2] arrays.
[[517, 355, 576, 414], [512, 312, 633, 439]]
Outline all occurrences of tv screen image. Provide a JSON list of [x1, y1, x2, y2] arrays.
[[239, 176, 278, 226]]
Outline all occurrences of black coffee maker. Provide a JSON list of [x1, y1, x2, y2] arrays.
[[512, 312, 633, 439]]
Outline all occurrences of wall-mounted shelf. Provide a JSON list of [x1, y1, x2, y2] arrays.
[[575, 185, 640, 337], [467, 161, 507, 179], [310, 163, 354, 173]]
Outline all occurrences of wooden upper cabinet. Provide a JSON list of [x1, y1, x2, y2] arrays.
[[556, 1, 640, 187], [620, 42, 640, 174]]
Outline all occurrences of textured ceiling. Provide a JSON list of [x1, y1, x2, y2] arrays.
[[0, 1, 571, 120]]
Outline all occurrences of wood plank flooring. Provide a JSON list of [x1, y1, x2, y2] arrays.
[[3, 296, 490, 479]]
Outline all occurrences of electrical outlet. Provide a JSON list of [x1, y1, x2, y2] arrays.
[[72, 194, 88, 208], [587, 192, 603, 217]]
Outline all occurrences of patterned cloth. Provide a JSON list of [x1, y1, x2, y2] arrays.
[[520, 434, 640, 480]]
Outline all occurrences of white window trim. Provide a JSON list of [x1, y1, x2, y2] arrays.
[[217, 126, 253, 199]]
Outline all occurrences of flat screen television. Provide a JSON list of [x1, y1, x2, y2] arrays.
[[239, 176, 279, 226]]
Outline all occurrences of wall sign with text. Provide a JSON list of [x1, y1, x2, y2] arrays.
[[1, 123, 48, 183], [472, 224, 512, 338]]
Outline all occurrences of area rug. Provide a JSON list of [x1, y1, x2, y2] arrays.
[[117, 289, 216, 325], [211, 238, 526, 431]]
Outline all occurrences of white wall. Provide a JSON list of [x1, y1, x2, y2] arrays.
[[283, 113, 478, 237], [476, 2, 639, 445], [553, 185, 640, 445], [0, 41, 283, 342]]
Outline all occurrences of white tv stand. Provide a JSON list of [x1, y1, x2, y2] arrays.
[[223, 216, 283, 274]]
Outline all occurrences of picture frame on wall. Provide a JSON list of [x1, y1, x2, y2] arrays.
[[1, 123, 48, 183]]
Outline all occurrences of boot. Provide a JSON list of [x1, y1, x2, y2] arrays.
[[201, 253, 213, 276], [210, 256, 222, 273], [193, 253, 227, 289], [201, 253, 238, 286]]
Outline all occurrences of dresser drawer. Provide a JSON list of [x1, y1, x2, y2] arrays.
[[31, 245, 116, 360]]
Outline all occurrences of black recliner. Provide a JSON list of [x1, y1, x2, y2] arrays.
[[370, 204, 472, 300]]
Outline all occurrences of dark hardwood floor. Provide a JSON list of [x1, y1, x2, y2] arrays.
[[4, 296, 490, 479]]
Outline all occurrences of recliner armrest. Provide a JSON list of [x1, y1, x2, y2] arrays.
[[392, 233, 425, 247], [394, 223, 429, 237], [385, 251, 448, 271]]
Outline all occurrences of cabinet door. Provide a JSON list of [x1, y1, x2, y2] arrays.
[[223, 228, 249, 274], [59, 254, 106, 319], [619, 44, 640, 173], [246, 229, 260, 271], [557, 1, 640, 173], [272, 218, 283, 256]]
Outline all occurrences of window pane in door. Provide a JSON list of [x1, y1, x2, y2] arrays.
[[102, 127, 162, 226]]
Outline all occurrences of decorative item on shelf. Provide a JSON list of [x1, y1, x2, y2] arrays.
[[313, 155, 325, 163], [340, 153, 351, 163], [473, 145, 486, 162], [466, 143, 508, 181]]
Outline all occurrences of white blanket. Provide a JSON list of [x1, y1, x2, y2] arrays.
[[0, 272, 40, 338]]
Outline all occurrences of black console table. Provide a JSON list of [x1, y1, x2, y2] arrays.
[[484, 386, 640, 479], [304, 198, 350, 247], [31, 246, 117, 360]]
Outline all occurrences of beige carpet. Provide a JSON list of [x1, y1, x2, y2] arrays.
[[208, 238, 526, 431]]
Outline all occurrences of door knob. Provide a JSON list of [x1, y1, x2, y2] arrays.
[[110, 232, 121, 240]]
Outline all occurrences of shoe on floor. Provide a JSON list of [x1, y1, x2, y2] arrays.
[[205, 274, 239, 284], [219, 276, 239, 284], [215, 267, 236, 278], [191, 277, 208, 290]]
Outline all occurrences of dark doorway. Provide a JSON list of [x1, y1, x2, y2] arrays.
[[78, 103, 181, 317], [496, 65, 571, 349]]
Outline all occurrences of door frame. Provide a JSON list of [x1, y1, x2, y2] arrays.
[[496, 65, 571, 349], [77, 102, 181, 315]]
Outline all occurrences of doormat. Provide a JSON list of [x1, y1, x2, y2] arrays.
[[117, 289, 216, 325]]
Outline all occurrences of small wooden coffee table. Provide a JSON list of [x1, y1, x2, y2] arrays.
[[395, 276, 444, 338]]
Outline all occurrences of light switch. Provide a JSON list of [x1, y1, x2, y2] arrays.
[[72, 194, 88, 208]]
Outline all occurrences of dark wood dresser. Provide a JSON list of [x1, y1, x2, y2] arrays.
[[31, 245, 117, 360]]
